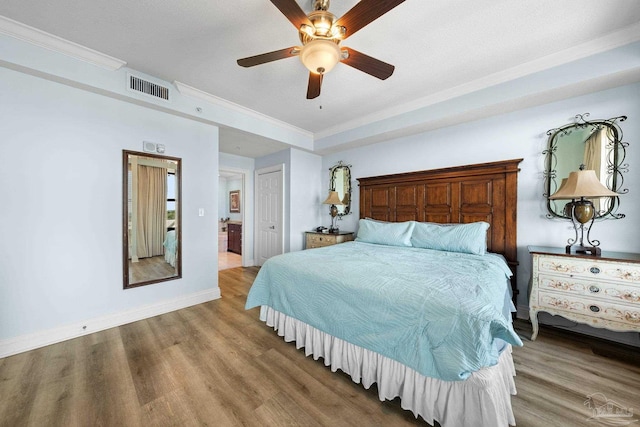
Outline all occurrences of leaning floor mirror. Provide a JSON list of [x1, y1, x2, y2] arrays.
[[123, 150, 181, 289]]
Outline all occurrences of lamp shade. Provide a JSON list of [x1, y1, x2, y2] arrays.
[[322, 191, 343, 205], [549, 170, 618, 200], [300, 39, 341, 74]]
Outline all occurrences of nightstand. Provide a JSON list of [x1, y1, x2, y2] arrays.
[[528, 246, 640, 340], [305, 231, 354, 249]]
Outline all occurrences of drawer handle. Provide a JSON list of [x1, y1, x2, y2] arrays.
[[588, 285, 600, 293], [589, 267, 601, 274], [589, 305, 600, 313]]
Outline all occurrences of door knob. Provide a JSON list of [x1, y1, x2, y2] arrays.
[[269, 225, 275, 229]]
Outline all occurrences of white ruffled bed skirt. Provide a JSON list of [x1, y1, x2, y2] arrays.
[[260, 306, 517, 427], [164, 250, 177, 267]]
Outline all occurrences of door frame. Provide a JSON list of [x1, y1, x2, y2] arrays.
[[219, 167, 248, 267]]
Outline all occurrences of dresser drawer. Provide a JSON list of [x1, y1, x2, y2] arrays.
[[536, 290, 640, 329], [307, 234, 337, 248], [305, 231, 354, 249], [538, 274, 640, 305], [537, 255, 640, 284]]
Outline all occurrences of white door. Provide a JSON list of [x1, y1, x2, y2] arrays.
[[255, 165, 284, 266]]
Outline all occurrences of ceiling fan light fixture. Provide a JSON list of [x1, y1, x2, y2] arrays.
[[300, 39, 341, 74]]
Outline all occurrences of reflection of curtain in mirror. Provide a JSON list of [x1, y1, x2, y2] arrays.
[[583, 127, 610, 213], [136, 165, 167, 258]]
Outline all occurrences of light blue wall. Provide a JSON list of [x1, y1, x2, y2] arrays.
[[0, 65, 220, 343]]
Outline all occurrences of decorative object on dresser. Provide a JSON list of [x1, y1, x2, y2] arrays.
[[305, 230, 354, 249], [543, 113, 628, 221], [528, 246, 640, 341], [549, 166, 619, 255], [322, 191, 343, 233], [227, 223, 242, 254]]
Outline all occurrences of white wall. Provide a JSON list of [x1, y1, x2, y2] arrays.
[[0, 65, 220, 353], [321, 82, 640, 345]]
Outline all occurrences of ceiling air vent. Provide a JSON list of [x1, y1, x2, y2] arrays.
[[127, 74, 170, 101]]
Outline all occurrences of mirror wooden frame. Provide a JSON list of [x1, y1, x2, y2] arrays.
[[543, 113, 628, 220], [329, 161, 352, 217], [123, 150, 182, 289]]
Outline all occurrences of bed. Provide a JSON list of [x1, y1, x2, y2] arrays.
[[163, 229, 177, 267], [245, 159, 524, 426]]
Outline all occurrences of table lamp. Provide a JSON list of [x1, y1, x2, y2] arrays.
[[549, 167, 618, 255], [322, 191, 343, 233]]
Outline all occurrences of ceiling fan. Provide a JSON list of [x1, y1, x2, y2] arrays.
[[237, 0, 406, 99]]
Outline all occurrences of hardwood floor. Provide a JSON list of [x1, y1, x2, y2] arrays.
[[1, 267, 638, 426], [128, 255, 176, 284], [218, 251, 242, 271]]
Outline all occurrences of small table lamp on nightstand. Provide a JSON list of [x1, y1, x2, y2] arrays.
[[322, 190, 343, 233], [549, 167, 619, 255]]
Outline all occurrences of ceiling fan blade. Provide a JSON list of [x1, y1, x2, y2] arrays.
[[237, 47, 299, 67], [341, 48, 395, 80], [270, 0, 313, 29], [307, 72, 322, 99], [335, 0, 406, 39]]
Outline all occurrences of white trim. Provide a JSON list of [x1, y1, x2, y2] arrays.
[[0, 288, 220, 358], [174, 81, 312, 139], [0, 15, 126, 70]]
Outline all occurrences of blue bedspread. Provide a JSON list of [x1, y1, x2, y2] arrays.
[[245, 241, 523, 381]]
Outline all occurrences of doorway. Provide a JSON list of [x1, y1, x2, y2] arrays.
[[218, 169, 245, 270]]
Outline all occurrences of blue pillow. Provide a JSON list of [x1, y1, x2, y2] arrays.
[[410, 221, 489, 255], [355, 219, 415, 247]]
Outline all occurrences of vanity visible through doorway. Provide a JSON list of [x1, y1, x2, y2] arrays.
[[218, 220, 241, 270]]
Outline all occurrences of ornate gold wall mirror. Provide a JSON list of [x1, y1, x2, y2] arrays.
[[544, 113, 628, 220], [123, 150, 181, 289], [329, 161, 352, 217]]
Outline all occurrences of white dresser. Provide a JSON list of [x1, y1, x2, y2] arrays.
[[529, 246, 640, 340]]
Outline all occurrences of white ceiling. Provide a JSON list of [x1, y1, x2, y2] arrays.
[[2, 0, 640, 158]]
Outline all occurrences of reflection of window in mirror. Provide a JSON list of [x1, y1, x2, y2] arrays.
[[123, 150, 181, 289], [329, 161, 352, 217], [544, 114, 628, 220]]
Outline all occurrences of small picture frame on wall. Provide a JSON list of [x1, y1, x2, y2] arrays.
[[229, 190, 240, 213]]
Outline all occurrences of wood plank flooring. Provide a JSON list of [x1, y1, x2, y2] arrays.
[[1, 266, 638, 426]]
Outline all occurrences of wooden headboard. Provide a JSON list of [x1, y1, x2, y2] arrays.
[[357, 159, 523, 303]]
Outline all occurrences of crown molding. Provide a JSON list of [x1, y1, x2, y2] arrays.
[[316, 22, 640, 141], [174, 80, 313, 139], [0, 15, 126, 70]]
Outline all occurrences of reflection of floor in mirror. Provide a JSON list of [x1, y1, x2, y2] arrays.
[[129, 256, 175, 284], [218, 252, 242, 270]]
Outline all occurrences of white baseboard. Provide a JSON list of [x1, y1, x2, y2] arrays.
[[0, 287, 221, 358]]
